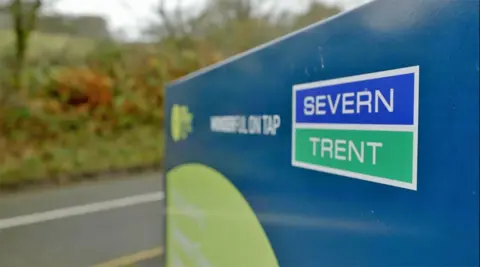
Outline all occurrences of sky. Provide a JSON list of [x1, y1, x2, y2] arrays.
[[50, 0, 371, 39]]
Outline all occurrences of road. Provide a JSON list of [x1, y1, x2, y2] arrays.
[[0, 172, 165, 267]]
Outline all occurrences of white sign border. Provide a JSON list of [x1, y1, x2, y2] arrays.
[[291, 66, 419, 191]]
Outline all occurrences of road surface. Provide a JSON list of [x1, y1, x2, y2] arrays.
[[0, 172, 165, 267]]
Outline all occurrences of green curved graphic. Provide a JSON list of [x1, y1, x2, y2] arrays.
[[166, 163, 279, 267]]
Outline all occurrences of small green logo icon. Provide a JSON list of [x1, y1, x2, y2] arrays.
[[171, 104, 193, 142]]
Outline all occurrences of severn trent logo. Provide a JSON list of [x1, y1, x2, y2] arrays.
[[171, 104, 193, 142], [292, 66, 419, 190]]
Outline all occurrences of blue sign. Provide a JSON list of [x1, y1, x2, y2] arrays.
[[164, 0, 479, 266]]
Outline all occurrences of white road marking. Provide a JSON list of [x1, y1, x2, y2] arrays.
[[91, 247, 164, 267], [0, 192, 164, 230]]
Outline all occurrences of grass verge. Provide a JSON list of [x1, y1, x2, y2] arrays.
[[0, 126, 164, 191]]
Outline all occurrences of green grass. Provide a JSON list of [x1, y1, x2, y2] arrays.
[[0, 30, 97, 60], [0, 126, 164, 188]]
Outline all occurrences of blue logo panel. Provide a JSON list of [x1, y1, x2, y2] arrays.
[[295, 71, 416, 125]]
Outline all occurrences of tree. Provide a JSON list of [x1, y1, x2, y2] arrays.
[[145, 0, 342, 57], [2, 0, 43, 94], [292, 1, 341, 30]]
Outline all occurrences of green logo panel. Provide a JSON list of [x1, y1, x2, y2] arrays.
[[294, 128, 414, 184]]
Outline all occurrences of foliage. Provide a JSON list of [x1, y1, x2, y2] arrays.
[[0, 0, 341, 189]]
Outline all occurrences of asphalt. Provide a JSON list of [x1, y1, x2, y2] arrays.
[[0, 172, 165, 267]]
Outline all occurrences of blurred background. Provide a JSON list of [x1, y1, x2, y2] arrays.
[[0, 0, 370, 190]]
